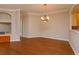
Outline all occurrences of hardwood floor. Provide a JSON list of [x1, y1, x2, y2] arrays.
[[0, 37, 74, 55]]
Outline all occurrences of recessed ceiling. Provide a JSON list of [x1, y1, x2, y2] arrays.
[[0, 4, 73, 13]]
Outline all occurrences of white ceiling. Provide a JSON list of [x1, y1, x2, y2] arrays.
[[0, 4, 73, 13]]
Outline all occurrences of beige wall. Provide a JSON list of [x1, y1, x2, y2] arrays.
[[22, 10, 70, 41], [41, 11, 70, 41], [27, 14, 41, 37], [21, 14, 29, 37], [22, 13, 41, 37]]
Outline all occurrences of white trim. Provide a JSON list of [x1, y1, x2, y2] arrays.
[[22, 35, 68, 41], [21, 9, 70, 15], [21, 12, 41, 15], [0, 8, 18, 12], [48, 9, 69, 14], [41, 36, 69, 41], [10, 39, 20, 42], [0, 8, 21, 11], [22, 35, 27, 38], [22, 35, 41, 38]]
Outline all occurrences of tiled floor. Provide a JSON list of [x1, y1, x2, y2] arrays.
[[0, 37, 74, 55]]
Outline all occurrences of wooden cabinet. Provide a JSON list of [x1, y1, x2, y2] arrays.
[[0, 36, 10, 42]]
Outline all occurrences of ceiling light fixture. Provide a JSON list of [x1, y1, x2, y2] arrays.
[[41, 4, 49, 23]]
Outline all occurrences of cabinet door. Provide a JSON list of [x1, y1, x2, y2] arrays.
[[0, 36, 10, 42]]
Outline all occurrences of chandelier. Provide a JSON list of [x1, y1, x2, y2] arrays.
[[41, 4, 49, 23]]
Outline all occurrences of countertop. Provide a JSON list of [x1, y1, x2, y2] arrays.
[[0, 34, 10, 36]]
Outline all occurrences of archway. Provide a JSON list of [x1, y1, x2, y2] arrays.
[[0, 9, 21, 42], [71, 4, 79, 30], [0, 12, 12, 42]]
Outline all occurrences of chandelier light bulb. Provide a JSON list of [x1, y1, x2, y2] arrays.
[[41, 17, 44, 20], [43, 20, 47, 23], [46, 16, 49, 20], [41, 15, 49, 22], [41, 4, 49, 23]]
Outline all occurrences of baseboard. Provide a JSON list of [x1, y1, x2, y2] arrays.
[[41, 36, 69, 41], [10, 39, 20, 42], [22, 35, 68, 42], [22, 35, 41, 38]]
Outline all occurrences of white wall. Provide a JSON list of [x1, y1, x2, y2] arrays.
[[40, 11, 70, 41], [27, 14, 41, 37], [69, 30, 79, 54], [22, 13, 41, 38], [21, 13, 29, 37], [22, 10, 70, 41]]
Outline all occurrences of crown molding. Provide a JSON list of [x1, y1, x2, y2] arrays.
[[21, 9, 70, 16], [0, 8, 20, 12], [69, 4, 78, 14], [48, 9, 69, 14], [20, 10, 42, 16]]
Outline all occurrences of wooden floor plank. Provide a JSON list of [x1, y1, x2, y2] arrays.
[[0, 37, 74, 55]]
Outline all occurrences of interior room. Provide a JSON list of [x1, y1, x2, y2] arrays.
[[0, 4, 79, 55]]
